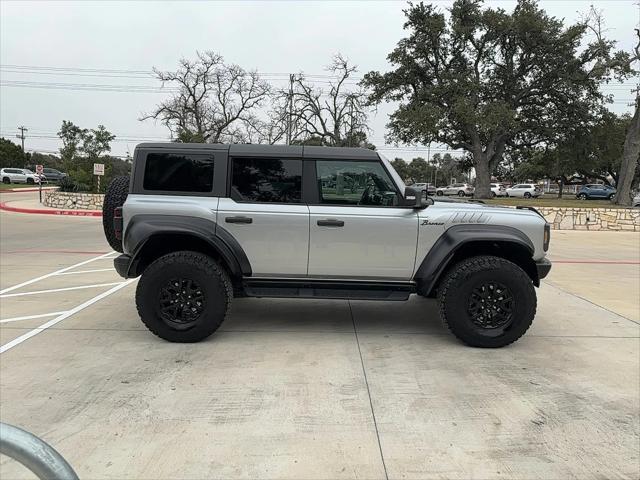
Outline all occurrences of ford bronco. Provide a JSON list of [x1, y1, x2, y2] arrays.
[[103, 144, 551, 348]]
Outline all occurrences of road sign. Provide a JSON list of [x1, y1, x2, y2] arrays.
[[35, 165, 44, 175], [93, 163, 105, 176]]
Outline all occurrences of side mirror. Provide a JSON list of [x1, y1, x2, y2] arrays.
[[404, 186, 429, 209]]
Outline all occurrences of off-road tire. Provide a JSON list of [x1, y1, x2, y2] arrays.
[[136, 251, 232, 343], [102, 175, 130, 253], [438, 255, 536, 348]]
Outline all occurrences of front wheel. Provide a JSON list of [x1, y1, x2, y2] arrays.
[[438, 255, 536, 348], [26, 178, 35, 185], [608, 193, 615, 200], [524, 192, 531, 198], [136, 251, 232, 343], [436, 191, 444, 196], [458, 191, 465, 197], [577, 193, 587, 200]]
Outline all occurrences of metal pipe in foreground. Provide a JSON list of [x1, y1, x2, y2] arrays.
[[0, 423, 79, 480]]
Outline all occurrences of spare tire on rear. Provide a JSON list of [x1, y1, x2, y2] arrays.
[[102, 175, 130, 253]]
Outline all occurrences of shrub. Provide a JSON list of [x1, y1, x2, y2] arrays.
[[58, 177, 92, 193]]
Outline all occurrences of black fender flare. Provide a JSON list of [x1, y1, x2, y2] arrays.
[[414, 224, 535, 295], [124, 214, 251, 278]]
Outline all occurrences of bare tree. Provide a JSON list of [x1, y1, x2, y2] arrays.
[[582, 7, 639, 205], [284, 55, 371, 147], [142, 51, 271, 143], [615, 29, 640, 206]]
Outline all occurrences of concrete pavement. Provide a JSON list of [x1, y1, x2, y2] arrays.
[[0, 194, 638, 479]]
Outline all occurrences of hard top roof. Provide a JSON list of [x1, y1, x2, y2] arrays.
[[135, 142, 380, 160]]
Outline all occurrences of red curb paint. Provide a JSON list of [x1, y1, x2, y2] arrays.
[[0, 201, 102, 217], [5, 249, 110, 254], [553, 259, 640, 265]]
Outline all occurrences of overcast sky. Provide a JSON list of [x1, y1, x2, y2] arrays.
[[1, 0, 638, 160]]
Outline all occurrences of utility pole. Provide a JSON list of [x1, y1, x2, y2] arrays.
[[16, 126, 28, 153], [287, 74, 295, 145]]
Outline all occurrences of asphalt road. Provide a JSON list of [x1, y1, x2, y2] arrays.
[[0, 191, 638, 480]]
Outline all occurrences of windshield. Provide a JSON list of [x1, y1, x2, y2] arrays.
[[378, 152, 406, 193]]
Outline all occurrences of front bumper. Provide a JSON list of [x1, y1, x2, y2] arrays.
[[114, 254, 133, 278], [536, 258, 552, 280]]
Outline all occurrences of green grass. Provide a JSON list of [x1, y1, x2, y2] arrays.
[[481, 196, 625, 209]]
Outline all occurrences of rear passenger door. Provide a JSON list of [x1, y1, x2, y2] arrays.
[[217, 148, 309, 277]]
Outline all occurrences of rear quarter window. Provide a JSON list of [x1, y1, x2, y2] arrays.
[[143, 152, 214, 192]]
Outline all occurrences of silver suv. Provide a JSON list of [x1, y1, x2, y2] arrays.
[[1, 168, 41, 185], [103, 144, 551, 348]]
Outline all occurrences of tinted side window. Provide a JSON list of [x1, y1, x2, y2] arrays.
[[231, 157, 302, 203], [316, 160, 399, 206], [143, 152, 214, 192]]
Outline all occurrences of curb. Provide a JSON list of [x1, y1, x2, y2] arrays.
[[0, 201, 102, 217], [1, 187, 59, 193]]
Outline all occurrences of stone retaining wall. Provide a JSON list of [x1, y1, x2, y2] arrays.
[[538, 207, 639, 231], [44, 191, 104, 211]]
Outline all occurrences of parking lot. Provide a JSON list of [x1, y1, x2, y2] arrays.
[[0, 191, 638, 480]]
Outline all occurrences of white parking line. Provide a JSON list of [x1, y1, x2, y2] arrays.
[[55, 268, 114, 276], [0, 251, 115, 295], [0, 279, 136, 354], [0, 282, 124, 298], [1, 312, 68, 324]]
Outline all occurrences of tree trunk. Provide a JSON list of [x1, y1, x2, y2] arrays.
[[557, 178, 564, 199], [474, 152, 491, 198], [615, 103, 640, 206]]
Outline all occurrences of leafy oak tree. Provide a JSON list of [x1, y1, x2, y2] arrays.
[[363, 0, 632, 197], [0, 138, 26, 169]]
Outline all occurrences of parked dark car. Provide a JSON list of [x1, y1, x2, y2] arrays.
[[576, 184, 616, 200], [42, 168, 68, 183]]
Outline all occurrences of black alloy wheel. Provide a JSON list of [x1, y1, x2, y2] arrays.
[[159, 277, 206, 329]]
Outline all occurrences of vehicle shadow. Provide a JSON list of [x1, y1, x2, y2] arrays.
[[221, 295, 446, 336]]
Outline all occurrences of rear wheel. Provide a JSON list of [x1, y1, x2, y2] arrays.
[[608, 193, 615, 200], [438, 255, 536, 348], [2, 177, 10, 184], [577, 193, 587, 200], [436, 191, 444, 196], [458, 190, 465, 197], [26, 178, 34, 185], [524, 192, 531, 198], [102, 175, 130, 253], [491, 192, 497, 198], [136, 251, 232, 343]]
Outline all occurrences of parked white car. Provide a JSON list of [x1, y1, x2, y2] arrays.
[[506, 183, 543, 198], [436, 183, 475, 197], [0, 168, 42, 185], [491, 183, 507, 197]]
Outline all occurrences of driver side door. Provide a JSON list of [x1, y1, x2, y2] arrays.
[[308, 159, 419, 280]]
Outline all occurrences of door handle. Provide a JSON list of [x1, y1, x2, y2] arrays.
[[225, 216, 253, 224], [317, 219, 344, 227]]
